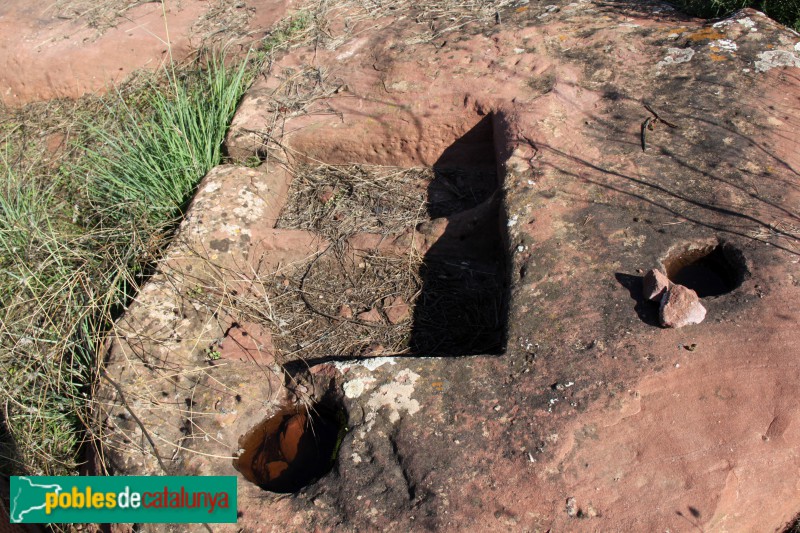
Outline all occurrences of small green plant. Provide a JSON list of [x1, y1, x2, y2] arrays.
[[244, 155, 263, 168], [205, 347, 222, 361], [81, 52, 253, 226], [187, 285, 205, 298], [0, 52, 254, 476], [259, 11, 312, 57]]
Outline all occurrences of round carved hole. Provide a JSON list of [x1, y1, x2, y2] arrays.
[[234, 400, 347, 493], [663, 242, 749, 298]]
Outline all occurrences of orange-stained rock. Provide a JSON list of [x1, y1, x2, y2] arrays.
[[279, 413, 306, 463], [266, 460, 288, 480]]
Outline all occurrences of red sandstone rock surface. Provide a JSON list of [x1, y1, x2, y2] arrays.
[[0, 0, 290, 106], [45, 0, 798, 531]]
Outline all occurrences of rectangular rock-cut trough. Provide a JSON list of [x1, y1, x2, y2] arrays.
[[229, 111, 512, 364]]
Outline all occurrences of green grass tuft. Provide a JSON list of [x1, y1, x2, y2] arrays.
[[82, 53, 253, 226], [0, 52, 253, 476]]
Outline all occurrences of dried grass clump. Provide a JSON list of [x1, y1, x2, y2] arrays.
[[265, 162, 504, 362], [276, 164, 431, 239], [51, 0, 142, 33], [266, 248, 423, 362]]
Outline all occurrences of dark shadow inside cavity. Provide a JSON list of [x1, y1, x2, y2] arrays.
[[663, 242, 748, 298], [409, 113, 509, 356], [233, 397, 346, 493]]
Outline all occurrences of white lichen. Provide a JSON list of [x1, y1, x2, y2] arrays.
[[711, 39, 738, 52], [202, 181, 222, 194], [221, 223, 250, 237], [343, 376, 377, 399], [754, 50, 800, 73], [657, 48, 695, 68], [361, 368, 421, 434], [231, 188, 266, 222], [334, 356, 398, 372]]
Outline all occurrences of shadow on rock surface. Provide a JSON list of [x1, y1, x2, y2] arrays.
[[409, 113, 511, 356], [615, 272, 661, 327]]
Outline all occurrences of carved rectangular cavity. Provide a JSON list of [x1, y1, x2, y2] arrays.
[[268, 114, 508, 361]]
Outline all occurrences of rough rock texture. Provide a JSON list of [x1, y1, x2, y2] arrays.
[[95, 165, 321, 485], [660, 284, 707, 327], [0, 0, 290, 106], [643, 268, 671, 301], [95, 2, 800, 532]]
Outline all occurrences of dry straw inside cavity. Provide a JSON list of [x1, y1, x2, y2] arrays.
[[263, 162, 505, 362]]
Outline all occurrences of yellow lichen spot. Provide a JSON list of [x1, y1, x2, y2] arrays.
[[709, 53, 728, 62], [688, 27, 726, 42]]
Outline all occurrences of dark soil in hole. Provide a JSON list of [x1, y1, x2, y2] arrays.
[[426, 167, 497, 218], [664, 243, 749, 298], [233, 402, 346, 493]]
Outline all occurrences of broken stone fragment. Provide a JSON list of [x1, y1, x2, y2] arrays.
[[383, 296, 411, 324], [356, 307, 382, 323], [362, 343, 385, 356], [659, 284, 707, 328], [319, 185, 337, 204], [566, 496, 578, 517], [643, 268, 671, 301]]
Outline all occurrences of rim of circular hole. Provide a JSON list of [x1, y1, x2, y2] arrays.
[[660, 240, 750, 298], [233, 398, 347, 494]]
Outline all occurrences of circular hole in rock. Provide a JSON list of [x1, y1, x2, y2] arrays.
[[663, 242, 749, 298], [233, 400, 347, 493]]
